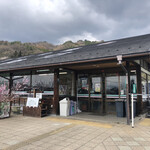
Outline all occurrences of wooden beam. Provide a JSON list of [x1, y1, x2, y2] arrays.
[[126, 61, 131, 98], [136, 65, 142, 114], [101, 73, 106, 114], [77, 66, 136, 74], [88, 75, 91, 111], [126, 61, 131, 124], [30, 71, 32, 88], [13, 77, 23, 81], [33, 89, 36, 98], [71, 71, 76, 97], [60, 67, 76, 72], [146, 74, 148, 97], [9, 73, 13, 94], [118, 73, 121, 99], [0, 75, 9, 80], [52, 68, 59, 115], [9, 73, 13, 114], [74, 72, 77, 98]]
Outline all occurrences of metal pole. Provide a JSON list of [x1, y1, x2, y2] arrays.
[[131, 94, 134, 128]]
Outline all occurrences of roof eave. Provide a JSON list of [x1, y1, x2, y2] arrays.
[[0, 52, 149, 73]]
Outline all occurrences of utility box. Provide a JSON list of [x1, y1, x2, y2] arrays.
[[59, 98, 70, 116]]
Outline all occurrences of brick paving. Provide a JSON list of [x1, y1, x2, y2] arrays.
[[0, 114, 150, 150]]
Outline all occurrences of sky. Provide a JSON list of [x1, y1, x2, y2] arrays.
[[0, 0, 150, 44]]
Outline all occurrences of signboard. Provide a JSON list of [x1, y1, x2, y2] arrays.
[[36, 93, 42, 99], [26, 98, 39, 107], [121, 90, 124, 95]]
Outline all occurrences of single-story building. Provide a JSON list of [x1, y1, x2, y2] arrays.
[[0, 34, 150, 122]]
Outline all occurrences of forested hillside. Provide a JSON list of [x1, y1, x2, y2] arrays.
[[0, 40, 103, 60]]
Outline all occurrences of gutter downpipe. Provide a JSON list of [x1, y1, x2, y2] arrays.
[[117, 55, 130, 125]]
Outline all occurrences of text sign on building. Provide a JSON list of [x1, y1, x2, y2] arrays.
[[36, 93, 42, 99]]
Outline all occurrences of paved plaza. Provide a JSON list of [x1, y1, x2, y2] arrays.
[[0, 114, 150, 150]]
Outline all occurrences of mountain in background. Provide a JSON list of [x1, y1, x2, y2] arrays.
[[0, 40, 104, 60]]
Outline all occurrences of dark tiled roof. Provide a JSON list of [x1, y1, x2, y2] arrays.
[[0, 34, 150, 71]]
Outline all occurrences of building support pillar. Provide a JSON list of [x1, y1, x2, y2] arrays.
[[30, 71, 32, 88], [126, 61, 131, 124], [52, 68, 59, 115], [9, 73, 13, 95], [88, 75, 91, 111], [9, 73, 13, 114], [136, 65, 142, 114], [71, 71, 76, 97], [101, 73, 106, 114]]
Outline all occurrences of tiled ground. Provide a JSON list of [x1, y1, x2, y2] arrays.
[[0, 114, 150, 150]]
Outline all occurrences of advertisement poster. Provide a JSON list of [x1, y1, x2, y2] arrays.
[[95, 83, 100, 92], [0, 102, 10, 118], [82, 79, 88, 89]]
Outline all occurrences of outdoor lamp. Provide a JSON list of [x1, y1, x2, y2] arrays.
[[117, 55, 122, 64]]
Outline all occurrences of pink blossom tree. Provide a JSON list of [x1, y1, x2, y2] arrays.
[[0, 76, 29, 102]]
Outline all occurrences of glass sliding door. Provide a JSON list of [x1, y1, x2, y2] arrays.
[[77, 75, 89, 111], [90, 76, 102, 113], [77, 74, 102, 113]]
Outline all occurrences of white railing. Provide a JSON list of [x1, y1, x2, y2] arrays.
[[129, 93, 149, 128]]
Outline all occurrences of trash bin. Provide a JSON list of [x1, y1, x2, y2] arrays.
[[59, 98, 70, 116], [70, 101, 77, 115], [70, 100, 74, 115], [115, 99, 125, 117]]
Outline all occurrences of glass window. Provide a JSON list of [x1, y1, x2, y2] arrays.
[[0, 76, 9, 86], [32, 74, 54, 92], [106, 76, 119, 95], [78, 75, 88, 95], [119, 75, 137, 95], [13, 75, 31, 92], [90, 77, 101, 94], [59, 72, 72, 96], [120, 76, 126, 95], [0, 73, 9, 87]]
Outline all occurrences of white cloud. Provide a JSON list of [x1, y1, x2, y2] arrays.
[[58, 32, 98, 44], [0, 0, 149, 43]]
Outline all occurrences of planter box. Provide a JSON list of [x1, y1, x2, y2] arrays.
[[23, 106, 46, 117], [0, 102, 10, 119]]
